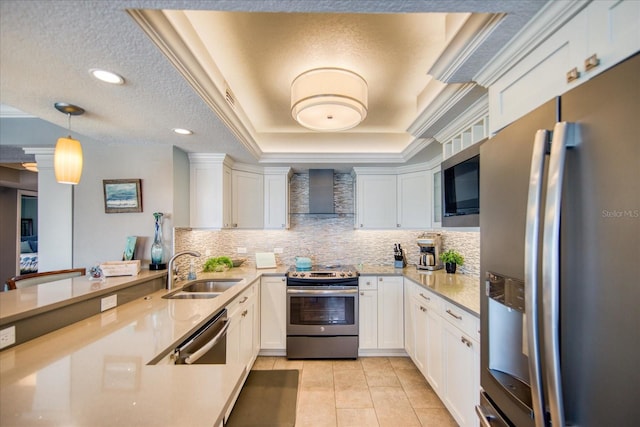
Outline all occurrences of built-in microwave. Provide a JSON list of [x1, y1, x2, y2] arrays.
[[441, 140, 484, 227]]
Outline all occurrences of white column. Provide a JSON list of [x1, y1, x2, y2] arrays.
[[23, 147, 73, 271]]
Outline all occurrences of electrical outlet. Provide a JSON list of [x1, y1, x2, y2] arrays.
[[237, 247, 247, 254], [0, 326, 16, 349], [101, 294, 117, 312], [273, 247, 284, 254]]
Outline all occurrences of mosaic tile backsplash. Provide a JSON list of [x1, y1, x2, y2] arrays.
[[175, 173, 480, 277]]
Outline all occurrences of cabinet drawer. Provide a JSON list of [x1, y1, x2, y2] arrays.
[[442, 302, 479, 341], [359, 276, 378, 290], [412, 288, 442, 313], [227, 284, 255, 315]]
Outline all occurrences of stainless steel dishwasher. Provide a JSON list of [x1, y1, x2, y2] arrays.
[[172, 308, 230, 364]]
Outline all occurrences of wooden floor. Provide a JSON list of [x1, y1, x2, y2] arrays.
[[251, 356, 458, 427]]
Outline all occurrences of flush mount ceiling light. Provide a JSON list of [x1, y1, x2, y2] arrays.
[[172, 128, 193, 135], [291, 68, 368, 132], [54, 102, 85, 185], [89, 68, 125, 85]]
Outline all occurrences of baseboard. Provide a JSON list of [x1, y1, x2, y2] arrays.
[[258, 349, 286, 357], [358, 348, 408, 357]]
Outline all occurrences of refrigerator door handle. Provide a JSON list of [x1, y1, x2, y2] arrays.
[[542, 122, 580, 427], [524, 129, 550, 427]]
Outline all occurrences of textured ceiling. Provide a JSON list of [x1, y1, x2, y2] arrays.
[[0, 0, 548, 170]]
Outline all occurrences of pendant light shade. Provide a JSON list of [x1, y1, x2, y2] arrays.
[[54, 102, 85, 185], [54, 136, 83, 184], [291, 68, 368, 132]]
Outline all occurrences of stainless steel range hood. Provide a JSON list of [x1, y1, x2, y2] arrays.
[[309, 169, 334, 214]]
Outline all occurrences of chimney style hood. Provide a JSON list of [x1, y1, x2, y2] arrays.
[[308, 169, 334, 214]]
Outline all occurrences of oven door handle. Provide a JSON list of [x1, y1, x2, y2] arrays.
[[286, 288, 358, 295]]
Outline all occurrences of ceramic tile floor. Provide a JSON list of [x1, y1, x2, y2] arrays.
[[251, 356, 458, 427]]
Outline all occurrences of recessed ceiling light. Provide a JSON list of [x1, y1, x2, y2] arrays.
[[89, 69, 125, 85], [172, 128, 193, 135]]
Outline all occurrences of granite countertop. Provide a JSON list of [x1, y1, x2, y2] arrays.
[[0, 267, 267, 427], [357, 265, 480, 316], [0, 270, 167, 325], [0, 263, 478, 426]]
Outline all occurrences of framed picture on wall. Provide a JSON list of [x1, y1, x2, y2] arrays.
[[103, 179, 143, 213]]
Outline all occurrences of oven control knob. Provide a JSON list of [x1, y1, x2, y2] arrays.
[[291, 272, 298, 277], [340, 272, 345, 277], [347, 271, 353, 276], [300, 273, 306, 277]]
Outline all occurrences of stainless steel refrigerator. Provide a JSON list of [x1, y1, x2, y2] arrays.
[[478, 52, 640, 427]]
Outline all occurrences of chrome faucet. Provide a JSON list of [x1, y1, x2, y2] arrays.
[[167, 251, 201, 290]]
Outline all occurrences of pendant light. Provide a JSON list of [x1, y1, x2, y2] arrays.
[[54, 102, 85, 185]]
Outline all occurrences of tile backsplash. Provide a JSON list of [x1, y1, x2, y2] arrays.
[[175, 172, 480, 277]]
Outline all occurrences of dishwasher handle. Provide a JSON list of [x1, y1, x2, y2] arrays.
[[184, 319, 230, 365]]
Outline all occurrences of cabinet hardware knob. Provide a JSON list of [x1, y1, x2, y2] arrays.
[[240, 296, 248, 304], [360, 292, 365, 296], [420, 306, 427, 312], [566, 67, 580, 83], [446, 309, 462, 320], [419, 293, 431, 301], [461, 336, 472, 347], [584, 53, 600, 72], [241, 309, 248, 317]]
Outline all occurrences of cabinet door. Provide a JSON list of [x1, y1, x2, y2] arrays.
[[239, 296, 256, 370], [442, 320, 479, 427], [232, 170, 264, 228], [425, 305, 443, 393], [397, 170, 430, 229], [260, 277, 287, 350], [377, 276, 404, 349], [411, 297, 428, 375], [226, 307, 241, 365], [358, 289, 378, 349], [431, 167, 442, 228], [189, 156, 228, 228], [404, 282, 416, 360], [356, 175, 397, 229], [264, 174, 289, 229], [222, 166, 232, 228]]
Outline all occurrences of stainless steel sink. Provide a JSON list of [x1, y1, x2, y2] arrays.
[[163, 293, 221, 299], [182, 279, 242, 293], [162, 278, 243, 299]]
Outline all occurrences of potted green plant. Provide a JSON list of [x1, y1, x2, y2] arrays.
[[440, 249, 464, 274]]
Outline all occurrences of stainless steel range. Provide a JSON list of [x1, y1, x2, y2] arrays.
[[286, 265, 359, 359]]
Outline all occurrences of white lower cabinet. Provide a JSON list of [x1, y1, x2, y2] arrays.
[[260, 276, 287, 353], [404, 279, 479, 427], [442, 318, 479, 427], [358, 276, 404, 352], [226, 281, 259, 372]]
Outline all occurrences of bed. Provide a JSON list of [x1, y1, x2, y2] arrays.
[[19, 236, 38, 274]]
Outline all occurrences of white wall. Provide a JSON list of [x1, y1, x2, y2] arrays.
[[73, 142, 177, 269]]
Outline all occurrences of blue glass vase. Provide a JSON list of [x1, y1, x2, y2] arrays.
[[151, 212, 164, 265]]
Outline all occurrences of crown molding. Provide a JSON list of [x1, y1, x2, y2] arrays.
[[128, 9, 263, 161], [428, 12, 506, 83], [408, 82, 483, 138], [474, 0, 590, 87], [434, 94, 488, 144]]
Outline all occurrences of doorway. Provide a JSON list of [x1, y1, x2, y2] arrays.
[[17, 190, 38, 275]]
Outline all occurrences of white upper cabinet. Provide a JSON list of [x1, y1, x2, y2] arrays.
[[354, 166, 431, 229], [231, 169, 264, 229], [397, 170, 430, 229], [487, 0, 640, 133], [263, 168, 291, 229], [189, 154, 232, 229], [189, 157, 290, 230], [355, 173, 397, 229]]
